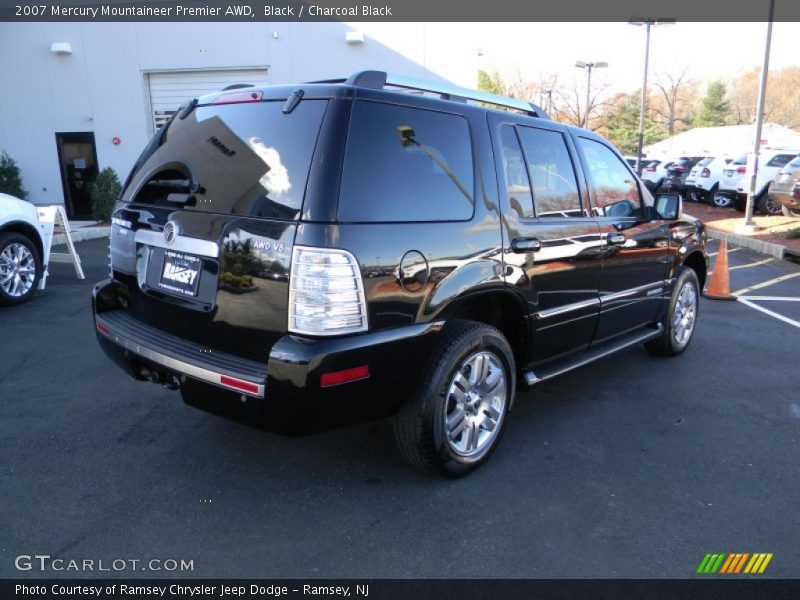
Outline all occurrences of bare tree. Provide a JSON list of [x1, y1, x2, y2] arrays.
[[651, 68, 697, 135], [551, 76, 608, 129]]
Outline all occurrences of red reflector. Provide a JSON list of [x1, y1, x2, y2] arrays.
[[220, 375, 260, 395], [211, 91, 263, 105], [320, 365, 371, 388], [96, 322, 109, 335], [737, 166, 747, 173]]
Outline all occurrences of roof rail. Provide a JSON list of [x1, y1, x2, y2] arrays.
[[320, 70, 549, 119]]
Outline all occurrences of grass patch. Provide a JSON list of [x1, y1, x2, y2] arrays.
[[786, 228, 800, 240]]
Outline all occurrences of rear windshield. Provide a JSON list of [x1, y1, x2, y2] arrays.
[[338, 100, 475, 223], [697, 157, 714, 167], [120, 100, 327, 219], [731, 155, 747, 166], [787, 156, 800, 168]]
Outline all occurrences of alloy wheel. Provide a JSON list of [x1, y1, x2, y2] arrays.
[[444, 351, 507, 457], [672, 281, 698, 347], [0, 242, 36, 297]]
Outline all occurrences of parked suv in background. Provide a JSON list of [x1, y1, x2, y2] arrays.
[[641, 159, 670, 192], [684, 156, 731, 206], [720, 150, 799, 214], [661, 157, 705, 195], [92, 71, 707, 476], [770, 155, 800, 218]]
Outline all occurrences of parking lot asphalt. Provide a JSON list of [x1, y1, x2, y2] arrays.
[[1, 238, 799, 579]]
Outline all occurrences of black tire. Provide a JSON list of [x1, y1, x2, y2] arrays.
[[700, 185, 719, 205], [782, 205, 800, 218], [712, 191, 733, 208], [686, 188, 704, 203], [757, 188, 782, 215], [0, 232, 42, 306], [733, 196, 746, 212], [393, 320, 516, 478], [645, 267, 700, 357]]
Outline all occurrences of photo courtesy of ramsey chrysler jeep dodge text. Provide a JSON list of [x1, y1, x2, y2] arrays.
[[93, 71, 707, 477]]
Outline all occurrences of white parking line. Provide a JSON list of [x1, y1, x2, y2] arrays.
[[737, 297, 800, 330], [741, 296, 800, 302], [732, 272, 800, 296], [728, 258, 774, 271], [708, 247, 742, 257]]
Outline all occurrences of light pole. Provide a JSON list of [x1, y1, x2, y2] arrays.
[[575, 61, 607, 129], [630, 18, 675, 175], [737, 0, 775, 234]]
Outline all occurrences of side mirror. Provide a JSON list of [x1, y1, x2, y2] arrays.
[[655, 193, 682, 220]]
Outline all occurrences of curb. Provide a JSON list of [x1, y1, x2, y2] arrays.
[[53, 226, 110, 246], [705, 227, 787, 260]]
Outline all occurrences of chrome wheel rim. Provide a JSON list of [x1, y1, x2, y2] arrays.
[[444, 351, 507, 457], [672, 281, 697, 346], [713, 194, 732, 208], [0, 243, 36, 297], [764, 196, 782, 215]]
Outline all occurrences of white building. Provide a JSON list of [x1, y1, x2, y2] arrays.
[[643, 123, 800, 160], [0, 22, 474, 218]]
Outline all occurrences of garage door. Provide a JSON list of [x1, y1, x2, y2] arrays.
[[148, 69, 269, 131]]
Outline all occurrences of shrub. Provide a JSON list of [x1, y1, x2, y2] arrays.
[[91, 167, 121, 223], [786, 228, 800, 240], [0, 151, 28, 200]]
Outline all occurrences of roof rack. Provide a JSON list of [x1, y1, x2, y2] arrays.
[[314, 70, 549, 119]]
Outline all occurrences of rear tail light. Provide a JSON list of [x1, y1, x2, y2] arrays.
[[673, 165, 686, 172], [701, 168, 711, 178], [645, 165, 656, 172], [288, 246, 368, 336], [737, 166, 747, 173]]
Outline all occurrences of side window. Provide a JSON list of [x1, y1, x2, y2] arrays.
[[516, 127, 582, 217], [338, 101, 474, 222], [500, 126, 533, 218], [578, 138, 641, 215]]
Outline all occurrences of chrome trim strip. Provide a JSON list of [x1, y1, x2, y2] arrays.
[[601, 281, 667, 303], [134, 229, 219, 258], [523, 325, 663, 387], [534, 298, 600, 320], [96, 319, 265, 398]]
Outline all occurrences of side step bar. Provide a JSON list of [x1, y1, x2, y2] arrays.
[[524, 324, 663, 387]]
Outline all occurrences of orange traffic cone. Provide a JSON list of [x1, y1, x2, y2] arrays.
[[704, 240, 734, 300]]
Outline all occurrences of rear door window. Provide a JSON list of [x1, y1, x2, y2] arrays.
[[121, 100, 328, 220], [338, 101, 475, 222], [499, 126, 533, 218], [766, 154, 797, 168]]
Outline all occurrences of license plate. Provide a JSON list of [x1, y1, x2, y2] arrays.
[[159, 250, 201, 297], [780, 173, 791, 182], [725, 170, 733, 177]]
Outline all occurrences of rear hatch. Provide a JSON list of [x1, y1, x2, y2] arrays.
[[720, 155, 747, 192], [110, 93, 329, 361]]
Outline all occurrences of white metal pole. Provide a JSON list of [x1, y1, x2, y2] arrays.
[[585, 65, 592, 128], [636, 22, 652, 175], [740, 0, 775, 232]]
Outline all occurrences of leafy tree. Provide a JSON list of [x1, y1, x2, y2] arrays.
[[90, 167, 121, 222], [602, 92, 666, 155], [0, 151, 28, 200], [692, 81, 730, 127], [477, 70, 504, 95]]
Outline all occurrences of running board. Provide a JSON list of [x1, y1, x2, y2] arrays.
[[524, 324, 663, 387]]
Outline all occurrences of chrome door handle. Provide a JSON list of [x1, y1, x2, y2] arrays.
[[606, 233, 626, 246], [511, 237, 541, 253]]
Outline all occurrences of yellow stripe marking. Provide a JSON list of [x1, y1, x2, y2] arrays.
[[758, 553, 773, 573], [720, 554, 736, 573], [732, 272, 800, 296], [744, 554, 760, 573], [729, 258, 774, 271], [749, 554, 766, 573], [734, 553, 749, 573]]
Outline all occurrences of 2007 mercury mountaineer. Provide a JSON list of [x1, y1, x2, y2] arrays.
[[93, 71, 707, 476]]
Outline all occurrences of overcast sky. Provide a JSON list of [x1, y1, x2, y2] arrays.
[[355, 22, 800, 98]]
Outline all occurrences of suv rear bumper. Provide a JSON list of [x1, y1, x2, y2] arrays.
[[92, 279, 442, 434]]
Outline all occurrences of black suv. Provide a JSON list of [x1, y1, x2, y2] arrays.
[[93, 71, 707, 477]]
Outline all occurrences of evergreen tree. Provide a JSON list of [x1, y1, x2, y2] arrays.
[[603, 93, 666, 155], [91, 167, 122, 222], [0, 151, 28, 200], [692, 81, 730, 127]]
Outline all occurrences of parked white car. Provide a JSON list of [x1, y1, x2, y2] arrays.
[[718, 150, 800, 214], [0, 193, 46, 305], [684, 156, 732, 206], [640, 158, 672, 191]]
